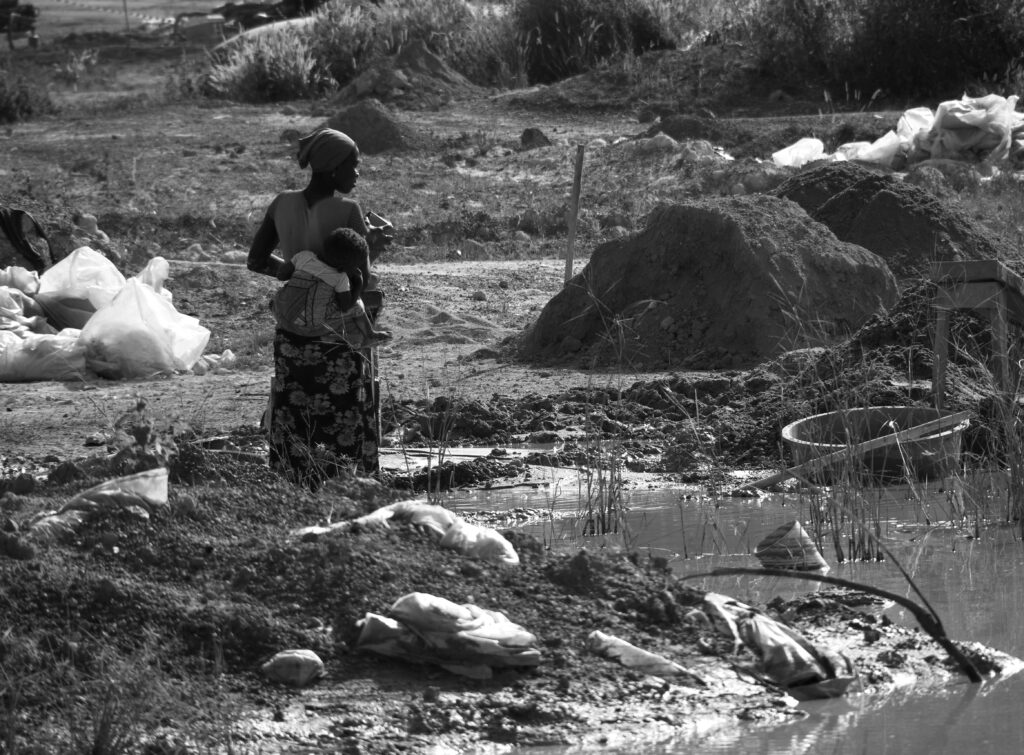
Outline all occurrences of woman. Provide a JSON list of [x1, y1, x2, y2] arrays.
[[248, 128, 388, 485]]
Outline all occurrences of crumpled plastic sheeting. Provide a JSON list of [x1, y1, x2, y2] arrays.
[[700, 592, 856, 700], [291, 499, 521, 566], [773, 94, 1024, 169], [356, 591, 541, 679], [29, 468, 169, 541]]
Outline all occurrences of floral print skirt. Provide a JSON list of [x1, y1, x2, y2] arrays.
[[268, 329, 379, 484]]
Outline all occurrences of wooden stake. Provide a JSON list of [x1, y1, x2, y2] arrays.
[[564, 144, 585, 285]]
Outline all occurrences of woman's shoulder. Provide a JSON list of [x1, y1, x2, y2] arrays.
[[269, 190, 306, 216], [314, 195, 362, 213]]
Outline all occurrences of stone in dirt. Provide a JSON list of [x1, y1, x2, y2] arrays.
[[520, 195, 898, 369], [775, 162, 1015, 278]]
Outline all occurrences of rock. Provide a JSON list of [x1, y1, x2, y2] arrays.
[[520, 127, 551, 150], [471, 291, 487, 301], [0, 532, 35, 560], [514, 230, 532, 243], [48, 460, 87, 485], [220, 250, 248, 265], [261, 649, 325, 687], [522, 196, 898, 369], [11, 473, 34, 494]]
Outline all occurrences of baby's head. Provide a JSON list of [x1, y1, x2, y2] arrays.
[[319, 227, 369, 272]]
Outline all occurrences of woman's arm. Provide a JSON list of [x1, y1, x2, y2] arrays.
[[247, 210, 290, 279]]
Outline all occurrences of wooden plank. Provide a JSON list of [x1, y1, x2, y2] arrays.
[[737, 410, 972, 491], [931, 259, 1024, 297], [935, 281, 1005, 310]]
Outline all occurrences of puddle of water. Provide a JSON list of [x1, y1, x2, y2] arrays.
[[441, 473, 1024, 754]]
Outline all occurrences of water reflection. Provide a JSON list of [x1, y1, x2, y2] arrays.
[[445, 473, 1024, 754]]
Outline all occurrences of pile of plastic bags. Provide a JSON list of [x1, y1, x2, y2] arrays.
[[0, 247, 210, 381], [773, 93, 1024, 169]]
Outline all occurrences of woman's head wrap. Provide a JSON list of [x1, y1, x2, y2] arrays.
[[296, 128, 357, 173]]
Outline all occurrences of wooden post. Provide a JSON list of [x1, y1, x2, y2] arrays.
[[933, 306, 949, 411], [564, 144, 585, 285], [123, 0, 130, 33]]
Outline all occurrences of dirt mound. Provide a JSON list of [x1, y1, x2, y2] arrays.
[[332, 38, 483, 111], [773, 161, 889, 215], [776, 163, 1014, 278], [519, 195, 899, 369], [324, 98, 433, 154]]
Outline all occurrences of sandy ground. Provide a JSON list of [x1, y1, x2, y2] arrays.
[[2, 258, 679, 470]]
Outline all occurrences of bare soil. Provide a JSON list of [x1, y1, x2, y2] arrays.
[[1, 29, 1019, 754]]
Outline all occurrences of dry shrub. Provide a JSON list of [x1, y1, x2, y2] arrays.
[[512, 0, 676, 84], [749, 0, 1024, 98], [0, 70, 56, 123], [205, 30, 334, 102]]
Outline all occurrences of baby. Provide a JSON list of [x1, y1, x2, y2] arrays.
[[273, 227, 391, 348]]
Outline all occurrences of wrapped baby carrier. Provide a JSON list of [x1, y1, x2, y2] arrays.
[[273, 270, 369, 348]]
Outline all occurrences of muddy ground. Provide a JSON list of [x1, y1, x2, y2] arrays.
[[2, 29, 1023, 754]]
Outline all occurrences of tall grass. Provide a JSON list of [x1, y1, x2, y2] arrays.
[[205, 30, 334, 102]]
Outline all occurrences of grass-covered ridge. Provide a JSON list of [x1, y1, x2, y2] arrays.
[[198, 0, 1024, 104]]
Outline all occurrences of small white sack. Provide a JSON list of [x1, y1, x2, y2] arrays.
[[440, 519, 520, 566], [37, 246, 125, 309], [80, 279, 210, 378], [772, 137, 825, 168], [261, 649, 324, 687]]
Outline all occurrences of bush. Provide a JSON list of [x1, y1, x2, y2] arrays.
[[749, 0, 1024, 99], [310, 0, 474, 86], [205, 31, 334, 102], [746, 0, 856, 88], [446, 7, 527, 87], [0, 71, 56, 123], [512, 0, 676, 84], [849, 0, 1024, 98]]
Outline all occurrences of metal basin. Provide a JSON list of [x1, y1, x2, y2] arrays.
[[781, 406, 969, 483]]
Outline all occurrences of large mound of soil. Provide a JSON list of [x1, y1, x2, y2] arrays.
[[520, 195, 898, 369], [775, 163, 1015, 278]]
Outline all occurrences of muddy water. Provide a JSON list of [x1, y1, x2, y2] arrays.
[[444, 472, 1024, 754]]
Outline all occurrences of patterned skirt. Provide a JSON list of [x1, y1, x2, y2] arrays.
[[268, 329, 379, 485]]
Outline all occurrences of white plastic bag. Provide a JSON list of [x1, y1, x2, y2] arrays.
[[440, 519, 520, 566], [0, 328, 86, 382], [840, 130, 902, 166], [37, 246, 125, 309], [772, 137, 825, 168], [80, 278, 209, 378]]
